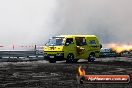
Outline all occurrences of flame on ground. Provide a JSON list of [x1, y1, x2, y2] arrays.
[[78, 66, 86, 76], [105, 43, 132, 53]]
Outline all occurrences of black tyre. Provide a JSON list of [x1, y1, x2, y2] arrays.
[[88, 53, 95, 62], [66, 54, 74, 63], [49, 59, 56, 63]]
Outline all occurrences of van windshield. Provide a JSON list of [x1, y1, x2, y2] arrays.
[[46, 37, 64, 46]]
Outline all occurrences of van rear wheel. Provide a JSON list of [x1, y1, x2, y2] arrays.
[[66, 54, 74, 63], [88, 53, 95, 62]]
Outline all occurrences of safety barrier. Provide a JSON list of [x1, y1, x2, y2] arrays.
[[0, 45, 44, 61]]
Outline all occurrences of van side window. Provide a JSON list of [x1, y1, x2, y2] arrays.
[[66, 38, 73, 44], [75, 37, 86, 46], [89, 40, 96, 44]]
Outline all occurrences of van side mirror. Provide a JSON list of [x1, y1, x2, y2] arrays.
[[65, 43, 69, 46]]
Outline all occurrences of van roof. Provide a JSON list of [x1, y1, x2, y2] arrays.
[[55, 35, 96, 38]]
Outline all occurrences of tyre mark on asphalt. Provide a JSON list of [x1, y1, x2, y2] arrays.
[[106, 67, 132, 74]]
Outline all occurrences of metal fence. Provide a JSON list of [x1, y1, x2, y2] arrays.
[[0, 45, 44, 62]]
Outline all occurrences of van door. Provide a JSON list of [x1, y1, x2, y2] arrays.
[[75, 37, 88, 59], [64, 38, 76, 58]]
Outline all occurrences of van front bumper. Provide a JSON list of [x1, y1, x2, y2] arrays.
[[44, 53, 64, 61]]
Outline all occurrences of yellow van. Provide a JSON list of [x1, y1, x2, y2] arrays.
[[43, 35, 102, 63]]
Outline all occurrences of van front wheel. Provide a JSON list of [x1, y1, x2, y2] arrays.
[[66, 54, 74, 63], [49, 59, 56, 63]]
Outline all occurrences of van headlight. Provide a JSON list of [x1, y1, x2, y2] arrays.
[[56, 53, 63, 56]]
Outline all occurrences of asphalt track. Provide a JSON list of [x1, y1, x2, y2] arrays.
[[0, 57, 132, 88]]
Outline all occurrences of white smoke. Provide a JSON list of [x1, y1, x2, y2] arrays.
[[0, 0, 59, 46], [0, 0, 132, 48], [54, 0, 132, 44]]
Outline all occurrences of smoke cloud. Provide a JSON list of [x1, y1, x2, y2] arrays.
[[0, 0, 132, 47], [54, 0, 132, 44], [0, 0, 59, 46]]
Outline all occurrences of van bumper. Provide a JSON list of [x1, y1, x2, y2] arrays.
[[44, 53, 64, 61]]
